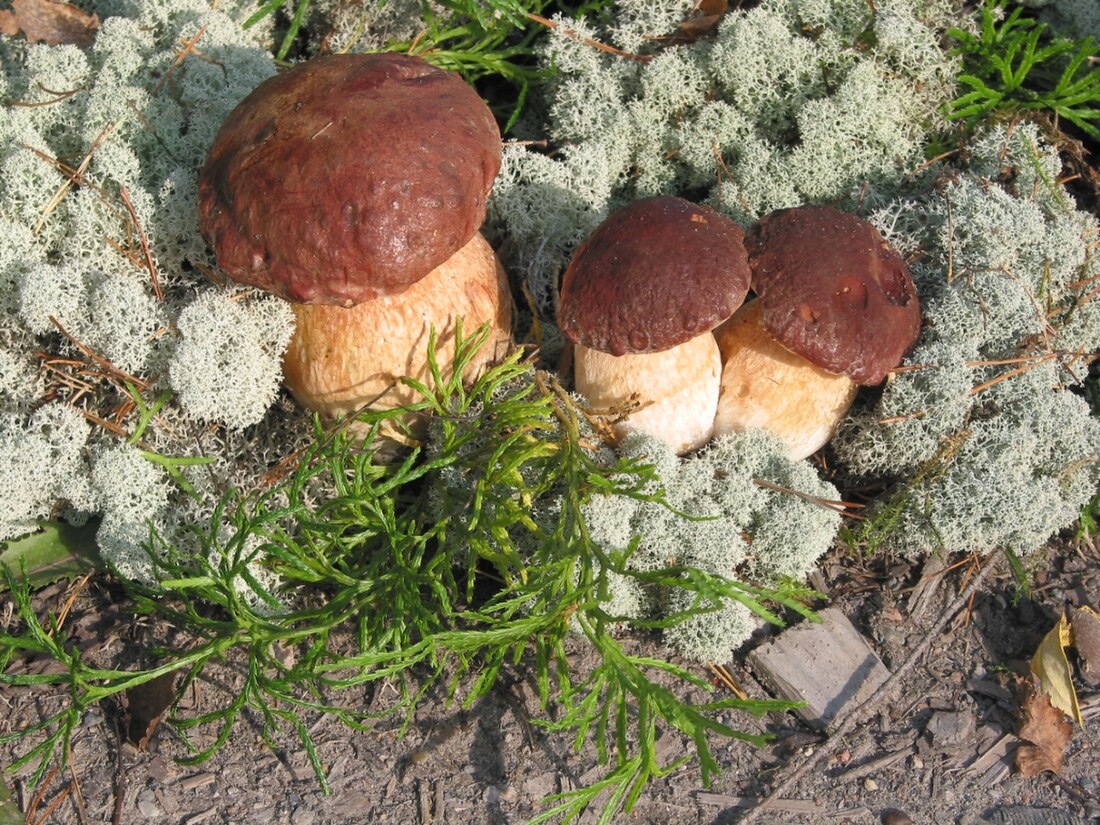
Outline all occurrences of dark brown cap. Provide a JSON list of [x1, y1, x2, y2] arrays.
[[746, 205, 921, 385], [198, 54, 501, 306], [558, 197, 751, 356]]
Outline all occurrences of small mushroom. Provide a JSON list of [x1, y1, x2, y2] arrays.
[[198, 54, 511, 436], [558, 196, 751, 454], [714, 205, 921, 459]]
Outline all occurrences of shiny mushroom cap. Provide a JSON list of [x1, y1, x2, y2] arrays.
[[558, 196, 751, 356], [198, 53, 501, 306], [746, 205, 921, 385]]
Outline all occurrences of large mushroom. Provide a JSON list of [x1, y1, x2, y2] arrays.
[[713, 205, 921, 460], [198, 53, 511, 437], [558, 196, 751, 454]]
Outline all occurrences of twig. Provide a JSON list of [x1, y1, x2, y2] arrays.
[[736, 548, 1003, 823]]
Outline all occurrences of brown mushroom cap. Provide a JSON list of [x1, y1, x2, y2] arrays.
[[745, 205, 921, 385], [198, 53, 501, 306], [558, 196, 751, 356]]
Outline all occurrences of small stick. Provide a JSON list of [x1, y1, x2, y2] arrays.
[[737, 548, 1003, 823]]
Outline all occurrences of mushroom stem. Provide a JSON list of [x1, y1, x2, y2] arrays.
[[713, 299, 857, 460], [282, 232, 512, 436], [574, 332, 721, 454]]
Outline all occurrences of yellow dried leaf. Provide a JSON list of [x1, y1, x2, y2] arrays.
[[1030, 612, 1082, 725]]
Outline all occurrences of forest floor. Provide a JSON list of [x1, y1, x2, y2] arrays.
[[2, 533, 1099, 825]]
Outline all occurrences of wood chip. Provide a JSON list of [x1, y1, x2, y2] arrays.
[[178, 772, 215, 792], [964, 732, 1020, 786], [748, 607, 891, 730], [182, 808, 219, 825]]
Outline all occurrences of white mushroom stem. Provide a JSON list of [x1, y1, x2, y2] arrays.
[[713, 299, 857, 460], [282, 232, 512, 437], [574, 332, 721, 455]]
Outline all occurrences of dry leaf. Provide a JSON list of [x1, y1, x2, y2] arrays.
[[1029, 612, 1081, 724], [1015, 677, 1073, 776], [0, 0, 99, 48], [1071, 605, 1100, 686], [122, 671, 178, 751], [671, 0, 728, 43]]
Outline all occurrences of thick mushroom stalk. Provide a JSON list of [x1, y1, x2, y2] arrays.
[[575, 333, 721, 455], [558, 196, 751, 455], [713, 205, 921, 459], [282, 232, 511, 432], [714, 300, 857, 460]]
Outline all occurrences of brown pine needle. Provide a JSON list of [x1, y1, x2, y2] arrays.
[[80, 409, 130, 438], [119, 186, 163, 300], [707, 662, 748, 699], [4, 82, 87, 108], [968, 353, 1055, 395], [1064, 271, 1100, 291], [153, 25, 208, 98], [49, 317, 149, 392], [33, 121, 117, 235], [752, 478, 865, 518], [526, 13, 651, 62], [879, 409, 927, 424], [52, 573, 92, 636]]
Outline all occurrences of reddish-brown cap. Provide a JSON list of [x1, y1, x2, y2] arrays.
[[198, 54, 501, 306], [558, 197, 751, 356], [746, 205, 921, 385]]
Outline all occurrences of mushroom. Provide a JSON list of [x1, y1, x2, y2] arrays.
[[713, 205, 921, 460], [197, 53, 511, 437], [558, 196, 751, 454]]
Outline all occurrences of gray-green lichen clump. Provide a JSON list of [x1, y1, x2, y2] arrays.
[[0, 0, 300, 584], [489, 0, 961, 311], [584, 431, 842, 662], [835, 124, 1100, 557]]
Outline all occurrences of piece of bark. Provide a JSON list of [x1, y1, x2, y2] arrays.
[[748, 607, 891, 730], [1071, 606, 1100, 686]]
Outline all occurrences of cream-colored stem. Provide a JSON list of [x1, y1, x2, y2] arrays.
[[281, 231, 512, 436], [713, 300, 856, 460], [574, 333, 721, 455]]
